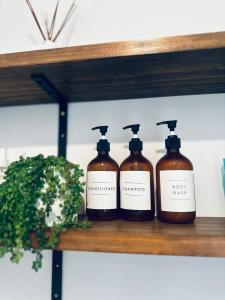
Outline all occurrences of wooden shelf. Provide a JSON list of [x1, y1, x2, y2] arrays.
[[55, 218, 225, 258], [1, 31, 225, 106]]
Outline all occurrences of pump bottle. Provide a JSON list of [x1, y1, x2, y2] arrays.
[[86, 126, 119, 221], [120, 124, 155, 221], [156, 120, 196, 224]]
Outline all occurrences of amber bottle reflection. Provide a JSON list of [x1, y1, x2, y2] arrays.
[[120, 124, 155, 221], [156, 120, 196, 224], [86, 126, 119, 221]]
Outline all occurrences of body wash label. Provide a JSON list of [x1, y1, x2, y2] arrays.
[[87, 171, 117, 209], [120, 171, 151, 210], [160, 170, 195, 212]]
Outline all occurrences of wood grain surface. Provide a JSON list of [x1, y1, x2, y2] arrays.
[[0, 31, 225, 106], [1, 31, 225, 68], [54, 218, 225, 257]]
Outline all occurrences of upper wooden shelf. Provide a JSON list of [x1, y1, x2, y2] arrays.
[[1, 31, 225, 106], [55, 218, 225, 258]]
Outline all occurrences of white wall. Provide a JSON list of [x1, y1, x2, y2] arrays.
[[0, 1, 225, 300], [1, 0, 225, 53]]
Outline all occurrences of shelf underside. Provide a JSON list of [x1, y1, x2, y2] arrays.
[[52, 218, 225, 258], [1, 32, 225, 106]]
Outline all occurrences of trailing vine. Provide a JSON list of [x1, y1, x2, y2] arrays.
[[0, 154, 89, 271]]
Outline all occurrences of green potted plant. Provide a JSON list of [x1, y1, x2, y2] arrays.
[[0, 154, 89, 271]]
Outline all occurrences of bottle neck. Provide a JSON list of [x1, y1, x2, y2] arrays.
[[130, 149, 142, 156], [97, 150, 110, 158], [167, 148, 180, 154]]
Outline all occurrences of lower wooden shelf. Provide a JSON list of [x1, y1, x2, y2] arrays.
[[56, 217, 225, 258]]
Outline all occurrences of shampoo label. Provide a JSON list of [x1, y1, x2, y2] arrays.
[[87, 171, 117, 209], [160, 170, 195, 212], [120, 171, 151, 210]]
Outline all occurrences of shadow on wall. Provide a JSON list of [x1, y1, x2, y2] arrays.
[[0, 104, 58, 147], [0, 93, 224, 148], [68, 93, 225, 144]]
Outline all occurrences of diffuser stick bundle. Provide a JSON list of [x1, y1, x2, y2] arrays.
[[25, 0, 77, 42]]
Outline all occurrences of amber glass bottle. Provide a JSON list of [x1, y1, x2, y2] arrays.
[[156, 120, 196, 224], [86, 126, 119, 221], [120, 124, 155, 221]]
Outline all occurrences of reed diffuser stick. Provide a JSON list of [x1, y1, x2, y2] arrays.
[[53, 1, 76, 42], [49, 0, 60, 40], [45, 14, 51, 40], [25, 0, 77, 44], [25, 0, 46, 41]]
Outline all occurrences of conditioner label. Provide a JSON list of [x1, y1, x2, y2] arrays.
[[120, 171, 151, 210], [87, 171, 117, 209], [160, 170, 195, 212]]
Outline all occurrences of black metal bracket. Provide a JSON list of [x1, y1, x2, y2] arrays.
[[32, 74, 68, 300]]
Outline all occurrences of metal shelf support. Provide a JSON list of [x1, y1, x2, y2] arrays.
[[31, 74, 68, 300]]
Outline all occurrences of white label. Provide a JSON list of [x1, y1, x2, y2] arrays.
[[160, 170, 196, 212], [87, 171, 117, 209], [120, 171, 151, 210]]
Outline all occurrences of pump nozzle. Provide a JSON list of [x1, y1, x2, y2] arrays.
[[92, 126, 108, 137], [156, 120, 181, 150], [123, 124, 140, 135], [123, 124, 142, 151], [92, 126, 110, 152], [156, 120, 177, 132]]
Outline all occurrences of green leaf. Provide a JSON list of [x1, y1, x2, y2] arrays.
[[0, 154, 89, 271]]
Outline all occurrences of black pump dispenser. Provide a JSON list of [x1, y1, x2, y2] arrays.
[[92, 126, 110, 152], [156, 120, 181, 150], [123, 124, 143, 151]]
